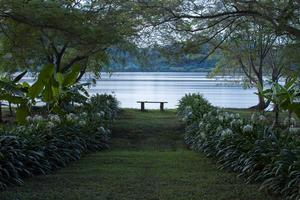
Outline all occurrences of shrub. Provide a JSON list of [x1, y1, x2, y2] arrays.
[[85, 94, 119, 121], [178, 93, 213, 124], [179, 93, 300, 200], [0, 94, 118, 190]]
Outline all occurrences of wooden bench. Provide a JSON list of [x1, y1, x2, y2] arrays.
[[137, 101, 168, 111]]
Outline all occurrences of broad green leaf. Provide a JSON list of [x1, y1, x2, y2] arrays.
[[42, 84, 54, 102], [28, 80, 44, 98], [38, 64, 55, 83], [62, 64, 81, 87]]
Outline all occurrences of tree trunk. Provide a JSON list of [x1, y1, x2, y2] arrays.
[[273, 104, 279, 127], [249, 95, 269, 111]]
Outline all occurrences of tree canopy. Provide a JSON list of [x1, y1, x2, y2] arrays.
[[0, 0, 140, 76]]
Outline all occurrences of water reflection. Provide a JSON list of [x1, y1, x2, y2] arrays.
[[88, 72, 258, 109]]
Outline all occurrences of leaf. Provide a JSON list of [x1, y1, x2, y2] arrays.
[[28, 64, 55, 98], [62, 64, 81, 87], [38, 64, 55, 83], [13, 71, 27, 83], [28, 80, 44, 98], [42, 84, 54, 103]]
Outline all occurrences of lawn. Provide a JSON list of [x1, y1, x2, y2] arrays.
[[0, 109, 272, 200]]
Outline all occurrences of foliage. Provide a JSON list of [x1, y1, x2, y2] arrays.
[[0, 64, 90, 123], [178, 93, 213, 124], [0, 72, 30, 122], [260, 77, 300, 122], [179, 93, 300, 200], [85, 94, 119, 121], [0, 0, 140, 77], [0, 109, 269, 200], [0, 94, 119, 190]]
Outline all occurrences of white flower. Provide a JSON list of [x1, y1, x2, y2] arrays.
[[289, 127, 300, 134], [218, 115, 224, 122], [230, 113, 235, 119], [26, 116, 33, 123], [200, 132, 206, 139], [79, 120, 86, 126], [81, 112, 87, 118], [66, 113, 78, 122], [243, 124, 253, 133], [96, 111, 105, 118], [223, 112, 230, 120], [230, 119, 242, 128], [49, 114, 61, 123], [46, 121, 55, 129], [258, 115, 266, 123], [3, 53, 12, 60], [198, 122, 204, 128], [235, 113, 240, 118], [32, 115, 44, 122], [184, 106, 192, 117], [221, 128, 233, 137], [284, 117, 297, 127], [290, 117, 297, 126], [98, 126, 106, 133], [251, 113, 258, 123]]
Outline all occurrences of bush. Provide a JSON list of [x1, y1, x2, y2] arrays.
[[178, 93, 213, 124], [179, 93, 300, 200], [85, 94, 119, 121], [0, 94, 118, 190]]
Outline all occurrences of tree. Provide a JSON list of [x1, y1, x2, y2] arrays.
[[210, 20, 291, 110], [133, 0, 300, 70], [137, 0, 300, 40], [0, 0, 140, 78]]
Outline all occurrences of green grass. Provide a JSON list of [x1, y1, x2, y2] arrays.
[[0, 109, 273, 200]]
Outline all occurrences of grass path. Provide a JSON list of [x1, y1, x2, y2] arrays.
[[0, 109, 271, 200]]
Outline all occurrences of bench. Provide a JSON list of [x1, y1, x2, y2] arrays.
[[137, 101, 168, 111]]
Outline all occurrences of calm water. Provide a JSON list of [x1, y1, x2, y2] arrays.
[[85, 72, 258, 109]]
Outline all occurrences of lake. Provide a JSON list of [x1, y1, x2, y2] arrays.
[[85, 72, 258, 109]]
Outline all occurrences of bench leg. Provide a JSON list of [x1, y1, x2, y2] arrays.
[[141, 102, 145, 111], [160, 103, 164, 111]]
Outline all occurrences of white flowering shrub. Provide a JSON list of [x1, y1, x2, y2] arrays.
[[178, 93, 213, 124], [85, 94, 119, 121], [0, 94, 119, 191], [179, 93, 300, 199]]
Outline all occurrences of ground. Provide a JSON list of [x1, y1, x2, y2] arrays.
[[0, 109, 273, 200]]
